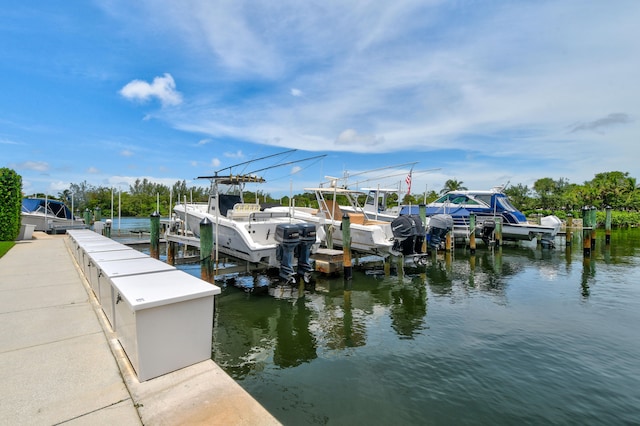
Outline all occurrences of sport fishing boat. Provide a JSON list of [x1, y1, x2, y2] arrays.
[[172, 150, 326, 282], [400, 186, 562, 245], [173, 173, 316, 269], [266, 182, 451, 257], [21, 197, 84, 233]]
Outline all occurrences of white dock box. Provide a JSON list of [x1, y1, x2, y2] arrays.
[[80, 241, 127, 277], [86, 248, 148, 301], [111, 270, 221, 381], [96, 257, 176, 330]]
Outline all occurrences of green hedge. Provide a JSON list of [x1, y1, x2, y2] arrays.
[[0, 168, 22, 241]]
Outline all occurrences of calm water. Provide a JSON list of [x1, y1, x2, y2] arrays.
[[117, 219, 640, 425]]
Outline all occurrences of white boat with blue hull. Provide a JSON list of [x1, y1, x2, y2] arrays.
[[400, 187, 562, 245], [21, 197, 84, 233]]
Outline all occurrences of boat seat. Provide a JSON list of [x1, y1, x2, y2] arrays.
[[322, 201, 384, 226], [227, 203, 261, 219]]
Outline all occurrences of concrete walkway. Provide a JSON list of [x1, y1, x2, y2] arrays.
[[0, 232, 281, 426]]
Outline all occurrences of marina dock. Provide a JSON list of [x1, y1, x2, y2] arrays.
[[0, 232, 281, 425]]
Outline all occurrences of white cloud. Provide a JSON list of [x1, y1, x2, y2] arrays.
[[290, 88, 302, 97], [18, 161, 49, 172], [224, 150, 243, 158], [120, 73, 183, 107], [336, 129, 384, 147], [120, 150, 134, 157], [87, 166, 100, 174], [211, 158, 221, 167]]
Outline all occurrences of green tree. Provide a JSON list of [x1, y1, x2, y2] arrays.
[[440, 179, 467, 194], [504, 184, 532, 210]]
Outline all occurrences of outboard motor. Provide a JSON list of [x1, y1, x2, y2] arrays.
[[296, 223, 316, 283], [276, 224, 300, 283], [391, 215, 419, 255], [426, 214, 453, 250], [480, 219, 495, 246], [410, 215, 426, 254]]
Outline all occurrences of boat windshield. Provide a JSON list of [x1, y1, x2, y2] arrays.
[[435, 194, 483, 205], [496, 196, 517, 212], [474, 194, 492, 206]]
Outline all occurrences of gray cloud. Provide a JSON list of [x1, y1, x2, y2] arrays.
[[570, 113, 632, 133]]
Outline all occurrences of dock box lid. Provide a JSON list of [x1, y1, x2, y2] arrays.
[[81, 241, 128, 252], [87, 248, 148, 263], [67, 230, 100, 239], [97, 256, 175, 277], [71, 235, 111, 245], [111, 270, 221, 310]]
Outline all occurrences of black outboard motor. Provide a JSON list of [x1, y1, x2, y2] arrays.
[[296, 223, 316, 283], [391, 215, 420, 255], [480, 219, 495, 246], [426, 214, 453, 250], [410, 215, 426, 254], [276, 224, 300, 283]]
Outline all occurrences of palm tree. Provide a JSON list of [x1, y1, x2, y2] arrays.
[[440, 179, 467, 194]]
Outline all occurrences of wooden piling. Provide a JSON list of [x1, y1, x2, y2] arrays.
[[150, 211, 160, 259], [566, 213, 572, 246], [494, 217, 502, 247], [419, 204, 427, 254], [469, 213, 476, 254], [200, 217, 214, 282], [605, 206, 612, 245], [590, 207, 597, 250], [341, 213, 352, 280], [84, 208, 91, 227], [167, 240, 176, 266], [582, 206, 591, 257]]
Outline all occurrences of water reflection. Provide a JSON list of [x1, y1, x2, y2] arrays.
[[208, 230, 639, 382]]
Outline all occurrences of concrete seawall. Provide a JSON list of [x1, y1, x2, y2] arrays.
[[0, 232, 281, 425]]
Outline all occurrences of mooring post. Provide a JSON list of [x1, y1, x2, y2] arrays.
[[94, 206, 102, 222], [494, 217, 502, 247], [150, 211, 160, 259], [200, 217, 214, 282], [582, 206, 591, 257], [84, 208, 91, 228], [341, 212, 352, 280], [469, 213, 476, 254], [167, 240, 176, 266], [605, 206, 612, 245], [590, 206, 597, 250], [566, 213, 573, 246], [105, 219, 112, 238], [419, 204, 427, 254]]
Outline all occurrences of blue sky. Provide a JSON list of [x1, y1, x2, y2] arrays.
[[2, 1, 638, 199]]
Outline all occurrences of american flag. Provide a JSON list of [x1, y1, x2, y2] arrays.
[[405, 172, 412, 195]]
